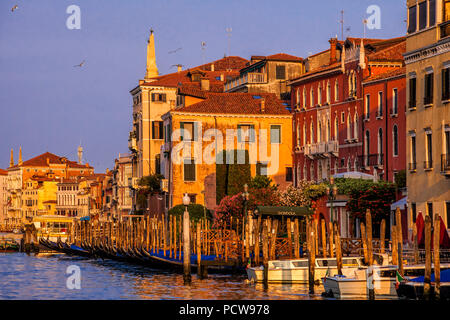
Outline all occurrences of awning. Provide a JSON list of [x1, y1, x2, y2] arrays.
[[333, 171, 375, 180], [255, 206, 313, 217], [80, 216, 90, 221], [390, 196, 407, 210]]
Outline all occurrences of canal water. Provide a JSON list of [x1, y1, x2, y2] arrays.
[[0, 252, 333, 300]]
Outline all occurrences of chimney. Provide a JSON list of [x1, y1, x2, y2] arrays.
[[211, 63, 215, 72], [46, 158, 50, 165], [177, 65, 182, 72], [359, 39, 366, 69], [341, 44, 346, 72], [200, 78, 210, 91], [329, 38, 338, 64], [260, 98, 266, 113]]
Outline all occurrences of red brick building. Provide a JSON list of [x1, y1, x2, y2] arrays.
[[289, 37, 406, 185], [361, 67, 407, 182]]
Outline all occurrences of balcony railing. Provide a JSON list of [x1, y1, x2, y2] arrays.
[[409, 100, 416, 110], [358, 154, 384, 168], [408, 162, 417, 171], [441, 154, 450, 174], [424, 160, 433, 170], [225, 72, 267, 91], [376, 110, 383, 118], [304, 141, 339, 158]]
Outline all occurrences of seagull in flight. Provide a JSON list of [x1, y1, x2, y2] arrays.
[[73, 60, 86, 68], [168, 48, 182, 54], [11, 5, 18, 12]]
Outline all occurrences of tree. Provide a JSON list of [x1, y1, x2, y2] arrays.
[[248, 175, 278, 191], [216, 150, 251, 203], [136, 174, 163, 210], [168, 204, 212, 223]]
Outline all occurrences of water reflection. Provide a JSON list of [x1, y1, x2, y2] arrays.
[[0, 253, 338, 300]]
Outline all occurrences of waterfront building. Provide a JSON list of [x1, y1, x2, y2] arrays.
[[289, 36, 406, 185], [111, 153, 133, 218], [56, 179, 80, 217], [6, 150, 94, 226], [128, 29, 248, 184], [224, 53, 305, 100], [361, 67, 407, 183], [161, 91, 293, 210], [404, 0, 450, 234], [0, 169, 8, 226]]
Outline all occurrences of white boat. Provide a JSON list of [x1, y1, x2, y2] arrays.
[[322, 263, 450, 298], [246, 256, 365, 284]]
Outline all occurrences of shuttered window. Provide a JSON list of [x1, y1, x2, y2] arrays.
[[152, 121, 164, 139], [270, 125, 281, 144], [276, 65, 286, 79], [184, 159, 196, 181]]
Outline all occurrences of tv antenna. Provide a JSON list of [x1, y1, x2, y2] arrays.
[[226, 27, 232, 57], [340, 10, 344, 41], [201, 41, 206, 68], [363, 19, 368, 39]]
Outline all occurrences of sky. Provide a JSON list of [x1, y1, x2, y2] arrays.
[[0, 0, 407, 173]]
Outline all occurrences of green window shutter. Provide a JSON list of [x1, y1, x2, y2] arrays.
[[180, 122, 184, 141], [193, 122, 198, 141], [270, 125, 281, 144]]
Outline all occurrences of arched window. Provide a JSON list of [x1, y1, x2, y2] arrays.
[[310, 121, 315, 143], [347, 157, 351, 172], [334, 116, 339, 141], [318, 84, 322, 105], [303, 123, 306, 145], [335, 80, 339, 101], [296, 89, 300, 106], [318, 120, 322, 143], [327, 81, 331, 103], [303, 87, 307, 107], [364, 130, 370, 166], [393, 125, 398, 156], [354, 112, 359, 141], [296, 123, 301, 146], [310, 88, 315, 107], [327, 119, 331, 141], [347, 113, 352, 140], [378, 128, 383, 164]]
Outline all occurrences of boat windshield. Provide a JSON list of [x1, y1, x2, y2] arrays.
[[317, 259, 337, 267], [291, 261, 308, 268], [342, 258, 360, 266]]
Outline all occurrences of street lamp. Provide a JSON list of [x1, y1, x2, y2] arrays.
[[242, 184, 249, 223], [327, 177, 338, 223]]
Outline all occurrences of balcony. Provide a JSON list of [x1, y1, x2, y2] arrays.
[[441, 154, 450, 176], [358, 154, 384, 169], [390, 107, 398, 117], [304, 141, 339, 158], [408, 162, 417, 172], [128, 131, 137, 152], [376, 110, 383, 119], [408, 100, 417, 110], [225, 72, 267, 91], [440, 20, 450, 39], [424, 160, 433, 170]]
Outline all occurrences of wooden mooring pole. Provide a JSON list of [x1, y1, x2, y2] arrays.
[[262, 220, 269, 290], [380, 219, 386, 254], [183, 205, 191, 285], [424, 215, 432, 300], [308, 218, 316, 294], [334, 221, 342, 276], [434, 214, 440, 300], [321, 219, 327, 258], [366, 210, 374, 300]]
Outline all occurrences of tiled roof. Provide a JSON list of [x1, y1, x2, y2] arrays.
[[367, 40, 406, 62], [178, 86, 208, 99], [173, 92, 291, 115], [363, 67, 406, 83], [9, 152, 92, 169], [0, 169, 7, 175], [288, 62, 341, 83], [140, 56, 247, 88], [253, 53, 303, 62]]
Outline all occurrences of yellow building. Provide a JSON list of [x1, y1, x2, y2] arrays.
[[161, 91, 293, 210], [22, 176, 58, 222], [5, 150, 94, 226], [405, 0, 450, 233]]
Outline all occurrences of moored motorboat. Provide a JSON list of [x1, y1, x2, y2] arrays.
[[396, 269, 450, 300], [323, 263, 450, 298], [246, 256, 365, 284]]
